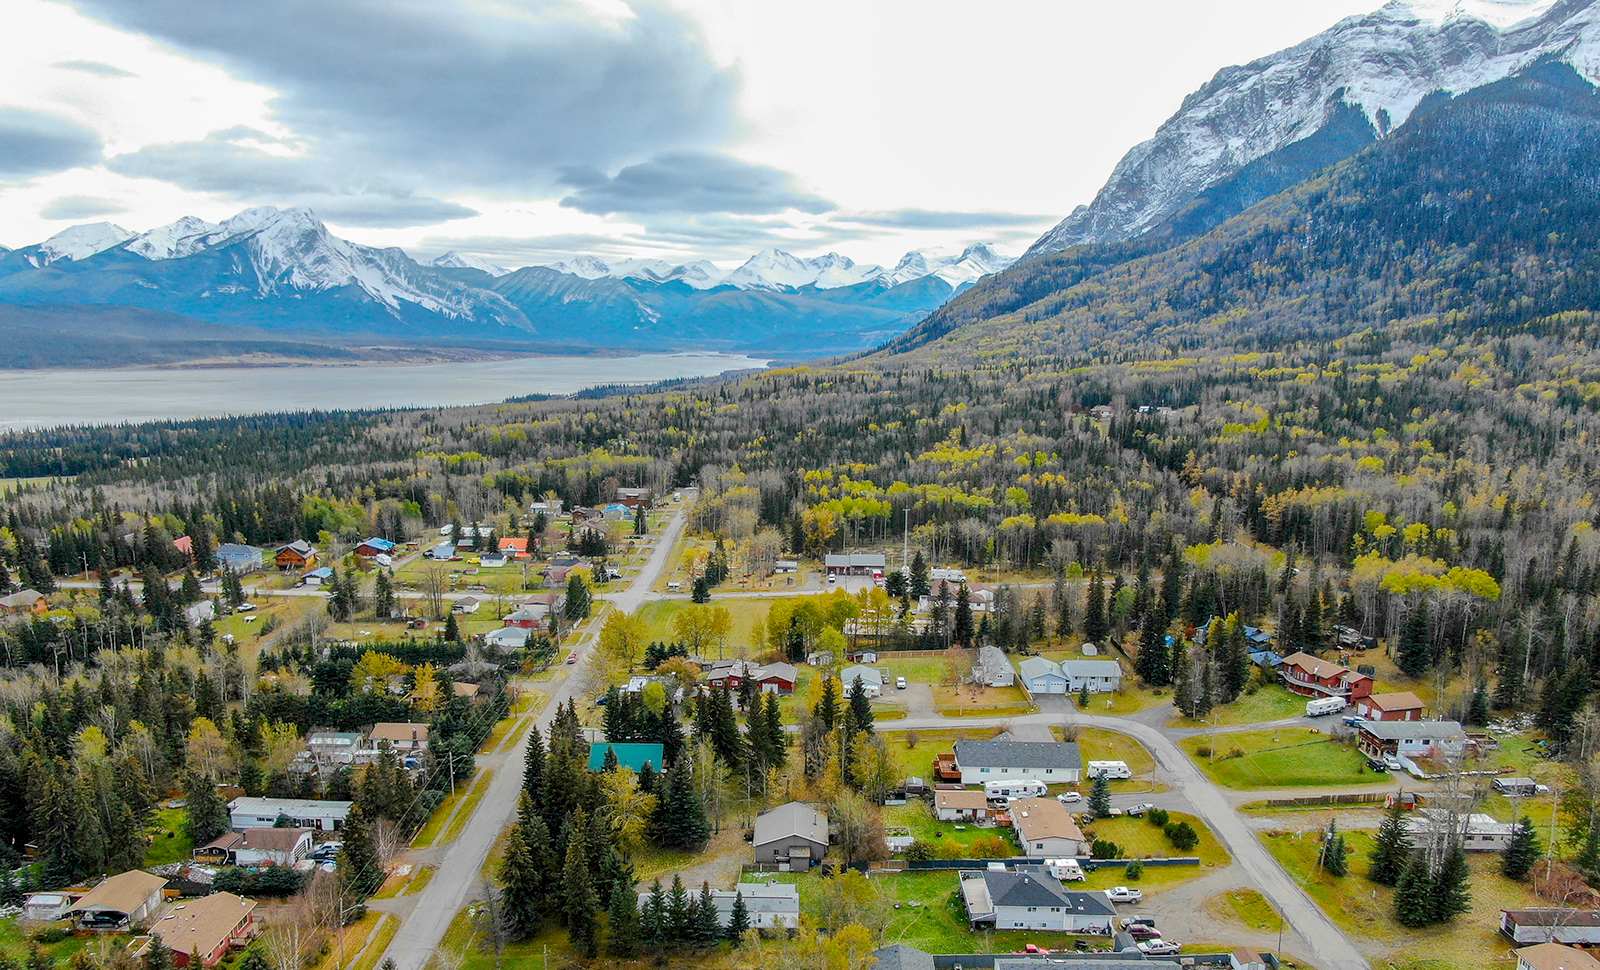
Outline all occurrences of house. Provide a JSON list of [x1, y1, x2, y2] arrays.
[[872, 946, 936, 970], [1358, 691, 1425, 722], [65, 870, 168, 929], [1516, 942, 1600, 970], [484, 627, 532, 651], [498, 537, 530, 559], [427, 542, 457, 560], [527, 499, 564, 517], [1278, 651, 1374, 700], [950, 739, 1083, 784], [933, 789, 993, 822], [452, 596, 481, 614], [588, 743, 664, 772], [753, 662, 798, 694], [503, 604, 550, 629], [1503, 910, 1600, 945], [196, 828, 314, 866], [274, 540, 317, 571], [23, 892, 74, 922], [824, 553, 887, 577], [299, 566, 334, 586], [151, 892, 259, 968], [667, 882, 800, 930], [454, 681, 482, 700], [774, 560, 799, 574], [0, 589, 47, 615], [958, 866, 1116, 932], [453, 526, 495, 548], [1334, 624, 1381, 651], [615, 487, 654, 507], [369, 723, 430, 752], [228, 796, 352, 831], [478, 553, 509, 569], [1060, 659, 1122, 694], [806, 650, 835, 667], [1249, 648, 1285, 669], [752, 802, 829, 872], [1011, 797, 1089, 857], [1406, 811, 1515, 851], [621, 674, 685, 704], [546, 557, 593, 585], [841, 665, 885, 697], [353, 538, 396, 558], [1356, 719, 1466, 760], [705, 659, 758, 690], [214, 544, 264, 574], [972, 645, 1016, 687], [1018, 657, 1069, 694], [306, 732, 365, 764], [1231, 949, 1270, 970]]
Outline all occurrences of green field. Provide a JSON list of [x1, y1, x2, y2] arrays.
[[634, 596, 774, 652], [144, 806, 194, 866], [1168, 685, 1311, 728], [1180, 729, 1378, 789], [1069, 727, 1156, 776], [882, 802, 1018, 857]]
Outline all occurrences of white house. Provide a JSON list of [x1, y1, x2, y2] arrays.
[[484, 626, 532, 651], [1356, 720, 1467, 760], [933, 789, 993, 822], [709, 882, 799, 929], [1407, 811, 1516, 852], [1017, 657, 1069, 694], [1010, 797, 1088, 858], [972, 645, 1016, 687], [228, 796, 352, 831], [951, 739, 1082, 784], [958, 867, 1116, 932], [1060, 659, 1123, 694], [1503, 910, 1600, 946], [841, 665, 885, 698]]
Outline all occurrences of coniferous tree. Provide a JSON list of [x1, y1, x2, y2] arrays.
[[727, 889, 750, 943], [1171, 640, 1196, 717], [693, 881, 718, 948], [1135, 606, 1170, 687], [182, 772, 230, 846], [443, 610, 461, 643], [909, 551, 930, 600], [561, 809, 601, 957], [1494, 630, 1527, 709], [1393, 851, 1434, 927], [953, 583, 974, 648], [566, 574, 592, 621], [1084, 567, 1108, 644], [666, 875, 691, 945], [142, 935, 172, 970], [523, 725, 546, 802], [1089, 774, 1112, 817], [373, 570, 395, 618], [339, 804, 382, 898], [642, 879, 666, 947], [1502, 816, 1541, 881], [846, 676, 874, 734], [1466, 683, 1492, 726], [1430, 847, 1473, 924], [814, 676, 840, 732], [1395, 603, 1431, 676], [607, 878, 643, 958], [1368, 800, 1413, 886], [1321, 820, 1349, 877]]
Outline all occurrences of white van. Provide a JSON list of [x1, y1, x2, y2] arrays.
[[1305, 696, 1348, 717], [984, 779, 1048, 801], [1044, 858, 1086, 881], [1086, 760, 1133, 780]]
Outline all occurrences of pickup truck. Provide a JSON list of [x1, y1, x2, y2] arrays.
[[1105, 887, 1144, 904], [1125, 803, 1155, 817], [1138, 940, 1181, 956]]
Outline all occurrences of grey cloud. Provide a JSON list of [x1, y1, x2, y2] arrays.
[[309, 194, 477, 228], [69, 0, 737, 191], [54, 59, 136, 77], [0, 109, 102, 177], [40, 195, 128, 220], [559, 151, 831, 216], [840, 209, 1055, 230]]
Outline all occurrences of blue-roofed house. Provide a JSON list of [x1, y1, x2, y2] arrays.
[[428, 542, 457, 560], [588, 743, 665, 772], [215, 544, 264, 574], [354, 537, 396, 558], [300, 567, 335, 586]]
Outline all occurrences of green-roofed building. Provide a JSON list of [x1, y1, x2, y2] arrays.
[[588, 742, 665, 772]]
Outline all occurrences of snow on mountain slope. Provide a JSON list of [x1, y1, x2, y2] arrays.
[[124, 215, 223, 260], [1027, 0, 1600, 257], [538, 245, 1014, 292], [33, 222, 135, 265], [430, 251, 511, 276]]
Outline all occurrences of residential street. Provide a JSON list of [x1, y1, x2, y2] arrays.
[[375, 508, 685, 970]]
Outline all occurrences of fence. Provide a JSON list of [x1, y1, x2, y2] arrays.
[[860, 856, 1200, 872], [929, 953, 1241, 968], [1262, 791, 1391, 809]]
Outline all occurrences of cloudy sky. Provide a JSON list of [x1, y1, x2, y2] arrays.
[[0, 0, 1380, 268]]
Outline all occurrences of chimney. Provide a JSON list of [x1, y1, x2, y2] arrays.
[[412, 728, 418, 742]]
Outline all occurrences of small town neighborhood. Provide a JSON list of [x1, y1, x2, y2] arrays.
[[0, 484, 1593, 970]]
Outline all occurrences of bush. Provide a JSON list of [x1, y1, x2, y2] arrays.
[[969, 835, 1014, 859], [904, 839, 934, 862], [1194, 745, 1211, 758], [1124, 860, 1144, 881], [1090, 839, 1122, 860], [1146, 809, 1170, 828], [1165, 821, 1199, 852], [1225, 747, 1245, 760]]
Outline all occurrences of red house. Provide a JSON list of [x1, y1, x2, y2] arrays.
[[705, 660, 756, 690], [151, 892, 258, 968], [754, 662, 798, 695], [499, 537, 530, 559], [1357, 691, 1424, 721], [1278, 651, 1374, 700]]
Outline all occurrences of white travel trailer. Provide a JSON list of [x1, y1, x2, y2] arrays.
[[1086, 761, 1133, 780], [984, 779, 1049, 801], [1306, 696, 1348, 717]]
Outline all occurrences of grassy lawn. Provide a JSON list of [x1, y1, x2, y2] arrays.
[[1168, 684, 1312, 728], [1079, 812, 1228, 869], [882, 803, 1018, 857], [1261, 829, 1545, 970], [0, 916, 100, 964], [1214, 888, 1280, 931], [932, 684, 1033, 717], [634, 597, 774, 651], [440, 904, 570, 970], [144, 806, 193, 866], [310, 911, 396, 970], [1180, 729, 1380, 789], [374, 864, 435, 899], [881, 726, 1002, 781], [1069, 727, 1156, 776], [881, 656, 962, 686]]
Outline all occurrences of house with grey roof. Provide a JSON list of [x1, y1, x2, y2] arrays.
[[972, 645, 1016, 687], [699, 882, 799, 929], [871, 945, 935, 970], [958, 866, 1116, 932], [1018, 656, 1069, 694], [841, 665, 885, 698], [752, 801, 829, 872], [951, 738, 1082, 784], [1060, 658, 1123, 694]]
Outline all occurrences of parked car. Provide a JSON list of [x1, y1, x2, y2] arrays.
[[1383, 754, 1404, 771], [1365, 757, 1390, 772], [1119, 916, 1156, 930], [236, 603, 256, 612], [1138, 940, 1181, 956], [1124, 924, 1161, 940], [1126, 803, 1155, 817], [1105, 887, 1143, 904], [1342, 714, 1365, 726], [565, 651, 579, 664], [896, 676, 908, 690], [1057, 791, 1082, 803]]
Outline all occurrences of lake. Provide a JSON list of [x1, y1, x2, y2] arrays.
[[0, 353, 768, 431]]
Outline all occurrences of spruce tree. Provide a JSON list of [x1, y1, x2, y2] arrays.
[[814, 676, 840, 732], [606, 880, 643, 958], [523, 726, 546, 803], [374, 570, 395, 619], [561, 810, 601, 957], [1171, 640, 1196, 718], [1393, 851, 1433, 927], [953, 582, 974, 647], [444, 610, 461, 643], [339, 804, 382, 898], [642, 879, 666, 947], [1089, 774, 1112, 816], [1466, 683, 1491, 727], [1367, 799, 1413, 886], [1430, 847, 1473, 924], [909, 551, 930, 600], [666, 875, 691, 945], [693, 881, 718, 948], [1084, 567, 1108, 644], [727, 889, 750, 943], [182, 772, 230, 846], [1502, 816, 1541, 881], [846, 676, 874, 733], [1135, 607, 1170, 687], [1395, 603, 1431, 676], [566, 574, 592, 620], [1322, 820, 1349, 877]]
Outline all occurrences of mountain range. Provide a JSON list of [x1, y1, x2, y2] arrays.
[[0, 207, 1014, 362]]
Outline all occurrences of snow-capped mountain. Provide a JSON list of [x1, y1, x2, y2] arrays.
[[539, 244, 1016, 292], [1027, 0, 1600, 258], [30, 222, 136, 265], [430, 251, 511, 277]]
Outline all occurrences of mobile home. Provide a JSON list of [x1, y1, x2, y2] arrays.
[[1086, 760, 1132, 780], [1306, 696, 1348, 717]]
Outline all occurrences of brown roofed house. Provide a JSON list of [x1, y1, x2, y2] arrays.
[[1358, 691, 1425, 722], [1010, 797, 1087, 858], [151, 892, 259, 968], [933, 789, 992, 822], [0, 589, 48, 615], [368, 722, 430, 751], [66, 870, 168, 929], [1517, 943, 1600, 970]]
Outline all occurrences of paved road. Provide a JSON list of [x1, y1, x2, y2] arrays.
[[377, 507, 685, 970], [892, 710, 1372, 970]]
